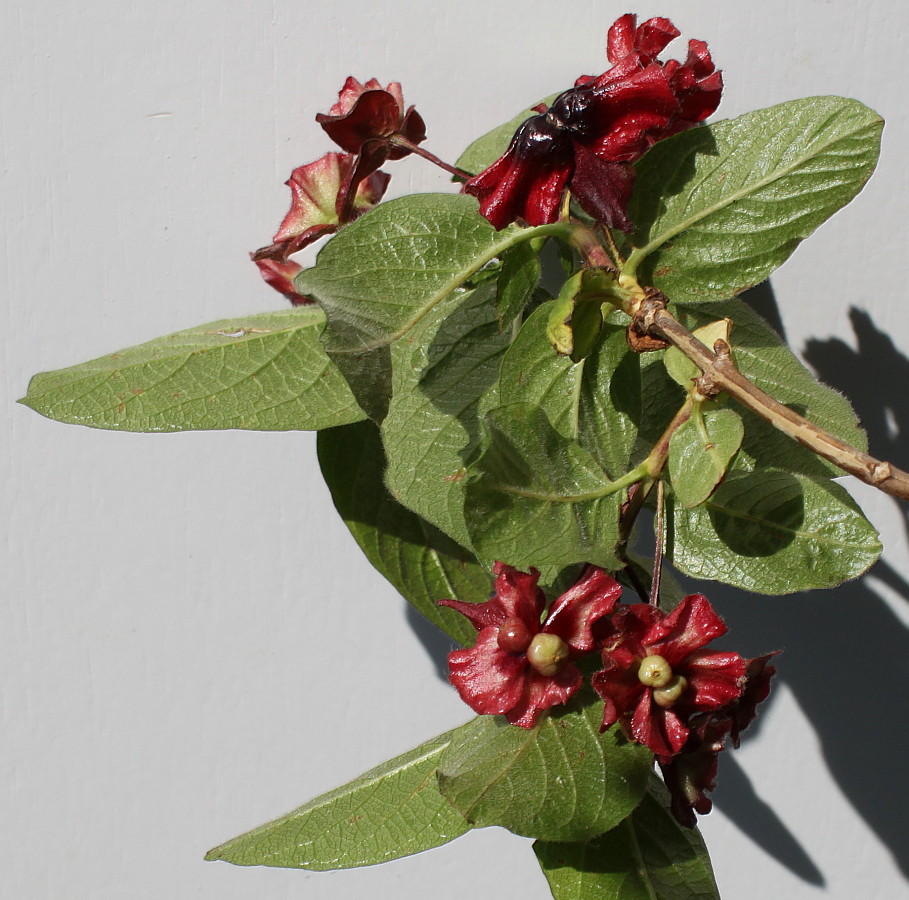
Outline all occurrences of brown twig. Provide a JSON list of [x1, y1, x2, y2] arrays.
[[638, 301, 909, 501]]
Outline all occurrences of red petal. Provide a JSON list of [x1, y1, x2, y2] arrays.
[[593, 651, 645, 730], [683, 40, 716, 77], [492, 563, 547, 626], [447, 628, 528, 715], [543, 565, 622, 653], [252, 258, 314, 305], [589, 63, 680, 161], [647, 594, 727, 666], [631, 691, 689, 757], [634, 17, 681, 59], [606, 14, 638, 63], [462, 117, 574, 229], [318, 90, 403, 153], [569, 147, 636, 232], [505, 664, 582, 729], [438, 563, 544, 632], [611, 603, 664, 648], [683, 651, 747, 711], [730, 652, 779, 746], [464, 146, 571, 229], [274, 154, 350, 243]]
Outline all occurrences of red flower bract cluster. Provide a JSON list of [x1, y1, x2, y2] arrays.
[[318, 77, 425, 218], [440, 564, 775, 826], [658, 653, 778, 826], [462, 13, 722, 230], [592, 594, 745, 758], [439, 563, 620, 728], [317, 77, 426, 163]]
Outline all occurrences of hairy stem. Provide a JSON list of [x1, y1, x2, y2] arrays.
[[391, 138, 470, 179], [616, 397, 694, 562]]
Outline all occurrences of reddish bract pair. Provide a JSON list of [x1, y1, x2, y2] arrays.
[[440, 562, 775, 826], [252, 77, 425, 303], [463, 13, 722, 230]]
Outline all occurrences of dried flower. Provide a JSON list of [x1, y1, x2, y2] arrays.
[[439, 564, 621, 728], [317, 77, 425, 215], [317, 77, 426, 158]]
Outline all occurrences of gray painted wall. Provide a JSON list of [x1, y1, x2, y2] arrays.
[[4, 1, 908, 897]]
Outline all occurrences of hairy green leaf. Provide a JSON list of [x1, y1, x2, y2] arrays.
[[295, 194, 540, 356], [21, 308, 365, 432], [668, 407, 744, 508], [464, 403, 625, 571], [533, 778, 719, 900], [437, 698, 652, 842], [626, 97, 882, 302], [205, 727, 469, 870], [294, 194, 558, 420], [669, 469, 881, 593], [497, 241, 542, 327], [498, 304, 642, 480], [318, 421, 493, 646], [382, 284, 511, 549]]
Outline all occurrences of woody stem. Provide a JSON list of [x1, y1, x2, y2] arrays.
[[642, 304, 909, 501]]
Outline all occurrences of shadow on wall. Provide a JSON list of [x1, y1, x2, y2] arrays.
[[709, 284, 909, 885], [402, 280, 909, 887]]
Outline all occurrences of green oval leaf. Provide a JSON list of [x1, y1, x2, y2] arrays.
[[668, 407, 744, 509], [205, 727, 469, 870], [20, 307, 365, 432], [295, 194, 541, 356], [382, 284, 511, 549], [497, 304, 642, 481], [669, 469, 881, 593], [497, 241, 542, 327], [626, 97, 882, 303], [464, 403, 624, 571], [533, 777, 720, 900], [437, 698, 652, 842]]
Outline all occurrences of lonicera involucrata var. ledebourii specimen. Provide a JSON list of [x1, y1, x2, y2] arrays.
[[21, 11, 905, 898]]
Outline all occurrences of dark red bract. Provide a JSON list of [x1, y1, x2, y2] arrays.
[[317, 77, 426, 214], [659, 653, 778, 826], [439, 564, 621, 728], [463, 13, 722, 231], [592, 594, 747, 758], [318, 78, 426, 155], [251, 258, 313, 306]]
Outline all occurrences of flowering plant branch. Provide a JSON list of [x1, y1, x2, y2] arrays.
[[20, 12, 895, 898]]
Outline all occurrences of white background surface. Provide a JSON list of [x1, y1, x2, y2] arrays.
[[4, 1, 909, 897]]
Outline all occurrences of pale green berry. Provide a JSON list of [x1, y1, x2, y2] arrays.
[[526, 633, 570, 676], [652, 675, 688, 708], [637, 654, 673, 688]]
